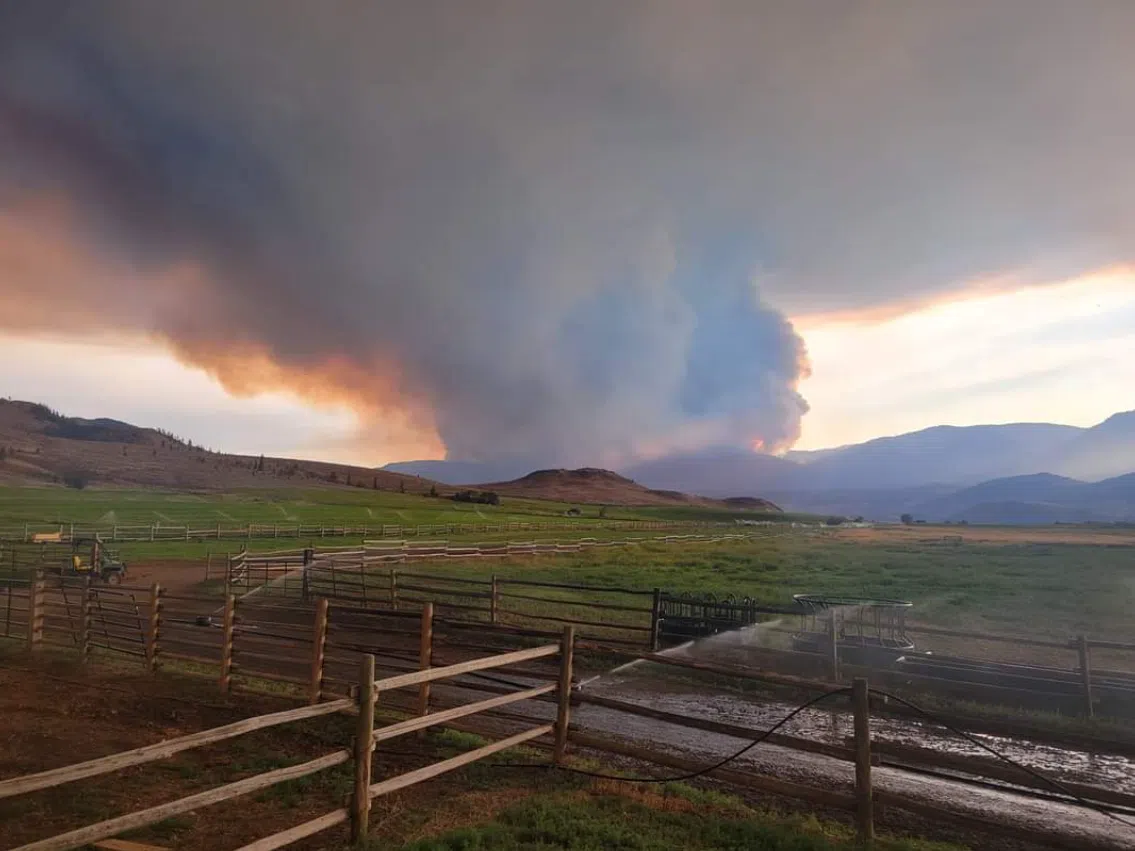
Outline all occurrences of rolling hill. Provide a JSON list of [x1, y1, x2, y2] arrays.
[[905, 473, 1085, 521], [901, 472, 1135, 524], [0, 400, 774, 510], [475, 467, 782, 510], [0, 399, 433, 493]]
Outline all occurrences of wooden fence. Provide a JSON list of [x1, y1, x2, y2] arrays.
[[219, 532, 770, 648], [2, 580, 1130, 849], [0, 518, 708, 545], [217, 545, 1135, 719], [0, 631, 574, 851]]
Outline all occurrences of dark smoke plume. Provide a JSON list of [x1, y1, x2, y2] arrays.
[[2, 2, 1133, 463]]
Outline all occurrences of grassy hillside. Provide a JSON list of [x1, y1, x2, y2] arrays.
[[0, 399, 432, 493]]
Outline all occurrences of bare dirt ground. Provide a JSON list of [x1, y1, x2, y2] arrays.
[[126, 560, 210, 593]]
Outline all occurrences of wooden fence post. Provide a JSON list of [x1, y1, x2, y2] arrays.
[[302, 549, 314, 603], [80, 577, 92, 663], [146, 583, 162, 673], [205, 551, 212, 582], [417, 602, 434, 729], [1078, 634, 1094, 718], [27, 571, 44, 650], [554, 625, 576, 764], [852, 677, 874, 845], [309, 598, 329, 705], [219, 594, 236, 693], [352, 654, 376, 843], [390, 568, 399, 611], [829, 609, 841, 682], [490, 575, 499, 624], [649, 588, 662, 651]]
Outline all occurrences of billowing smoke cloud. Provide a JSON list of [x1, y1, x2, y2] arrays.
[[2, 2, 1134, 464]]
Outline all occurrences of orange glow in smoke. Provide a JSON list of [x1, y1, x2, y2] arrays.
[[0, 194, 446, 462]]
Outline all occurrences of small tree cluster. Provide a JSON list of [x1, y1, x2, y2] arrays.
[[452, 490, 500, 506], [62, 470, 91, 490]]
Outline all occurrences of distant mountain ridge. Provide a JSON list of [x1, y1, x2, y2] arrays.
[[782, 423, 1084, 489], [386, 410, 1135, 523]]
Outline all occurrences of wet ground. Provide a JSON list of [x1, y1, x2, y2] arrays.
[[423, 625, 1135, 851], [571, 660, 1135, 849]]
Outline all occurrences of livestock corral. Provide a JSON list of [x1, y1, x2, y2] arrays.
[[3, 523, 1135, 850]]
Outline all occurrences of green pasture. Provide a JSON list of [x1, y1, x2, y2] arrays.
[[404, 534, 1135, 640], [0, 485, 798, 528], [0, 486, 791, 560], [0, 486, 625, 527]]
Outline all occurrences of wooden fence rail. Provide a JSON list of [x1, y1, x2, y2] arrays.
[[222, 531, 768, 586], [0, 518, 714, 545], [222, 540, 1135, 714], [4, 628, 573, 851]]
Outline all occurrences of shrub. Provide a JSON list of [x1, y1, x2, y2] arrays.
[[452, 490, 500, 505], [62, 470, 91, 490]]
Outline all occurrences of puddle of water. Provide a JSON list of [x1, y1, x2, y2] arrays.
[[582, 652, 1135, 794]]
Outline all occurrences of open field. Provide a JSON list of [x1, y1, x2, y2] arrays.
[[0, 485, 660, 526], [0, 484, 802, 562]]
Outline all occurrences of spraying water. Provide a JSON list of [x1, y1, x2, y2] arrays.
[[577, 618, 786, 691]]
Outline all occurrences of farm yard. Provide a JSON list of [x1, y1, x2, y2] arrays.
[[3, 485, 1133, 641], [3, 485, 1135, 850]]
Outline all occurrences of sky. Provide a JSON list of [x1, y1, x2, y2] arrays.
[[5, 263, 1132, 462], [1, 2, 1134, 466]]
